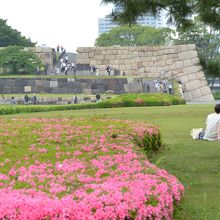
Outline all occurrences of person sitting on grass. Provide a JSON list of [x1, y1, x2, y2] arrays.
[[203, 104, 220, 141]]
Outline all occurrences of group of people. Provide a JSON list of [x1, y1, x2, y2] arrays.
[[154, 78, 168, 93], [58, 55, 75, 75], [35, 64, 49, 75], [1, 94, 36, 105], [153, 77, 173, 94], [56, 44, 65, 54], [24, 94, 37, 105]]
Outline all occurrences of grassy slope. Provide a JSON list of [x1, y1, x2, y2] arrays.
[[1, 104, 220, 220]]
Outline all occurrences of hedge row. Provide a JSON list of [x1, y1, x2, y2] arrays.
[[0, 93, 185, 115]]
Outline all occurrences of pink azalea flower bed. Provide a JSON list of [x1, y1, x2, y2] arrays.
[[0, 118, 184, 219]]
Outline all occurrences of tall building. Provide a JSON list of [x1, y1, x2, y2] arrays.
[[98, 16, 118, 36], [98, 7, 167, 36]]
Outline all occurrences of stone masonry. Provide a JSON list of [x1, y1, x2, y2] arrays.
[[77, 45, 214, 102], [25, 47, 54, 73], [0, 77, 159, 95]]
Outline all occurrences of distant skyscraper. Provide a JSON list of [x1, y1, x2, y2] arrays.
[[98, 7, 167, 36], [98, 15, 118, 36]]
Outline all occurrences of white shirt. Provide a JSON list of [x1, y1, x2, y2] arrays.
[[204, 113, 220, 141]]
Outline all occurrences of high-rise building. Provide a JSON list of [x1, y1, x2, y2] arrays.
[[98, 7, 167, 36], [98, 16, 118, 36]]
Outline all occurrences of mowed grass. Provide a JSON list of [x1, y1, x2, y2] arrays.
[[1, 104, 220, 220]]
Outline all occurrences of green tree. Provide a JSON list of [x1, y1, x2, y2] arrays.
[[173, 17, 220, 87], [0, 46, 42, 74], [206, 57, 220, 89], [101, 0, 220, 29], [174, 17, 220, 65], [95, 25, 172, 46], [0, 19, 35, 47]]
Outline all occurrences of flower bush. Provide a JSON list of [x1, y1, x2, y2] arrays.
[[0, 118, 184, 219], [132, 125, 163, 156]]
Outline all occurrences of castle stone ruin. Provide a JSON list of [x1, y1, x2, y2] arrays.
[[77, 45, 214, 102], [26, 47, 55, 73]]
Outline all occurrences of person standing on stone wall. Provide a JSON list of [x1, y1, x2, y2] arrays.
[[44, 64, 49, 75], [57, 44, 60, 53], [1, 94, 5, 104], [71, 62, 75, 71], [61, 62, 66, 73], [168, 84, 173, 94], [65, 55, 69, 64], [24, 95, 29, 104], [11, 97, 17, 105], [73, 95, 78, 104], [32, 94, 37, 104], [64, 65, 69, 75], [40, 66, 44, 75], [106, 65, 111, 76], [147, 84, 150, 93]]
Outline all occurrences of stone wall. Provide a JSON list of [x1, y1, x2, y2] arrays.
[[77, 45, 214, 102], [0, 96, 101, 105], [0, 77, 168, 95], [26, 47, 54, 73]]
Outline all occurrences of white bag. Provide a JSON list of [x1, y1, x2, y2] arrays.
[[190, 128, 203, 140]]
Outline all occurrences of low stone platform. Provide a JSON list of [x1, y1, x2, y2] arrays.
[[0, 77, 171, 96], [0, 96, 100, 105]]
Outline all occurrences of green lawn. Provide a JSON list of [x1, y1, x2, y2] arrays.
[[1, 104, 220, 220]]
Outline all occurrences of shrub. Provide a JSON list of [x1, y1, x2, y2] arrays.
[[0, 46, 42, 74], [0, 93, 185, 115], [132, 125, 163, 156], [0, 118, 184, 219], [98, 93, 185, 108]]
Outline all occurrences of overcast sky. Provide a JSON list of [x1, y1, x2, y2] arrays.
[[0, 0, 113, 52]]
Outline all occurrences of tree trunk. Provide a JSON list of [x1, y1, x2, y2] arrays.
[[210, 77, 217, 90]]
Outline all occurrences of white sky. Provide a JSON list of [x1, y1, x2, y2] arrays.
[[0, 0, 113, 52]]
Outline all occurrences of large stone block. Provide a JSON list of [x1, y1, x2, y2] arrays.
[[187, 73, 197, 81], [191, 88, 203, 99], [179, 51, 197, 60], [201, 86, 212, 96], [183, 65, 202, 75], [192, 94, 214, 102], [34, 80, 42, 87], [82, 89, 92, 94], [175, 61, 184, 69], [196, 71, 205, 80], [185, 80, 202, 91], [12, 86, 24, 93], [0, 79, 6, 86], [188, 44, 196, 51], [5, 79, 15, 87], [80, 53, 89, 59], [183, 91, 193, 101], [43, 81, 50, 87], [24, 86, 32, 93], [183, 59, 192, 67], [77, 47, 91, 53], [124, 82, 142, 93], [180, 45, 188, 52], [78, 58, 90, 64], [88, 52, 95, 58], [50, 81, 58, 88], [15, 79, 29, 87], [2, 87, 12, 93]]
